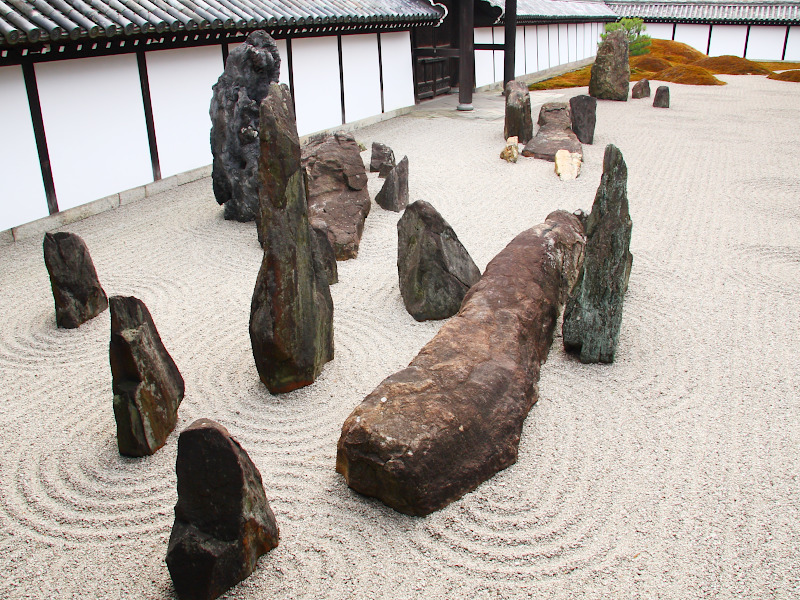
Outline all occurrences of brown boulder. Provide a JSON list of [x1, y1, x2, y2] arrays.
[[375, 155, 409, 212], [589, 29, 630, 101], [503, 80, 533, 144], [631, 78, 651, 99]]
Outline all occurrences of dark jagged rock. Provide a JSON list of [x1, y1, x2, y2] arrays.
[[375, 155, 409, 212], [210, 31, 281, 222], [303, 132, 371, 260], [589, 30, 630, 101], [338, 211, 585, 516], [632, 78, 651, 99], [166, 419, 279, 600], [109, 295, 184, 457], [251, 84, 334, 394], [563, 144, 633, 364], [311, 222, 338, 285], [503, 80, 533, 144], [569, 95, 597, 145], [43, 231, 108, 329], [396, 200, 481, 321], [370, 142, 396, 178], [653, 85, 670, 108], [522, 102, 582, 162]]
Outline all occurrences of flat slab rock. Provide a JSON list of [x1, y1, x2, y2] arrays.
[[522, 126, 583, 162], [303, 132, 371, 260], [166, 419, 279, 600], [43, 231, 108, 329], [337, 211, 586, 516]]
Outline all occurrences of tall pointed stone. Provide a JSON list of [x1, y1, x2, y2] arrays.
[[43, 231, 108, 328], [250, 83, 334, 394], [563, 144, 633, 363], [504, 80, 533, 144], [375, 155, 409, 212], [210, 31, 281, 222], [589, 29, 630, 101], [110, 295, 184, 456], [166, 419, 279, 600]]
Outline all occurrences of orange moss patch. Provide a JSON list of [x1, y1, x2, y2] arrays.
[[654, 64, 726, 85], [648, 39, 706, 63], [768, 69, 800, 81], [630, 55, 673, 72], [692, 55, 772, 75], [528, 65, 591, 91], [757, 61, 800, 71]]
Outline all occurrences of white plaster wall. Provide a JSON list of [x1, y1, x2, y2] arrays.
[[493, 27, 505, 82], [558, 24, 568, 65], [35, 54, 152, 211], [380, 31, 415, 113], [568, 23, 577, 62], [0, 65, 49, 230], [708, 25, 748, 57], [292, 36, 342, 136], [746, 26, 787, 60], [549, 24, 560, 66], [516, 26, 526, 76], [645, 22, 674, 40], [577, 23, 585, 59], [474, 27, 495, 86], [584, 22, 594, 57], [341, 33, 382, 123], [785, 26, 800, 61], [538, 25, 550, 69], [525, 26, 539, 73], [146, 45, 222, 178], [674, 23, 711, 53]]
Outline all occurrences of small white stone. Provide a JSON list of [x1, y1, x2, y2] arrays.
[[380, 396, 387, 403]]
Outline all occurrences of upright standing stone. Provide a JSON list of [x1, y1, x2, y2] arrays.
[[110, 295, 184, 457], [166, 419, 279, 600], [569, 95, 597, 144], [251, 83, 334, 394], [43, 232, 108, 329], [563, 144, 633, 363], [210, 31, 281, 222], [303, 132, 372, 260], [631, 79, 651, 99], [589, 30, 630, 101], [397, 200, 481, 321], [653, 85, 670, 108], [375, 155, 409, 212], [370, 142, 396, 178], [503, 80, 533, 144]]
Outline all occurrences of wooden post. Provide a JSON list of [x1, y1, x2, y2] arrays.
[[504, 0, 517, 90], [458, 0, 474, 111]]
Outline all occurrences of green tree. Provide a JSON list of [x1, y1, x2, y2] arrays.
[[601, 18, 652, 56]]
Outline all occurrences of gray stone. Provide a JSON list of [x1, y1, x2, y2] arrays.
[[503, 80, 533, 144], [653, 85, 670, 108], [337, 211, 585, 516], [632, 78, 651, 99], [303, 132, 371, 260], [110, 295, 184, 457], [397, 200, 481, 321], [537, 102, 571, 128], [250, 84, 334, 394], [375, 155, 409, 212], [311, 222, 338, 286], [522, 102, 583, 161], [589, 29, 630, 101], [166, 419, 279, 600], [370, 142, 396, 178], [42, 231, 108, 329], [210, 31, 281, 222], [563, 144, 633, 363], [569, 95, 597, 144]]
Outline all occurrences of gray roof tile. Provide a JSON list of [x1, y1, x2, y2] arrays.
[[607, 1, 800, 24], [482, 0, 618, 21]]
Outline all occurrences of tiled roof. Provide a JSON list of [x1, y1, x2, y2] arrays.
[[0, 0, 445, 46], [607, 1, 800, 24], [481, 0, 618, 21]]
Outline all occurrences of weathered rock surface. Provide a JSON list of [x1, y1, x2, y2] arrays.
[[166, 419, 279, 600], [589, 29, 630, 101], [555, 149, 582, 180], [503, 80, 533, 144], [632, 78, 651, 99], [569, 95, 597, 144], [109, 295, 184, 457], [311, 222, 338, 285], [500, 136, 520, 163], [303, 132, 371, 260], [563, 144, 633, 364], [370, 142, 396, 178], [338, 211, 585, 515], [251, 84, 334, 394], [537, 102, 572, 128], [375, 155, 409, 212], [43, 232, 108, 329], [210, 31, 281, 222], [653, 85, 670, 108], [522, 102, 582, 161], [397, 200, 481, 321]]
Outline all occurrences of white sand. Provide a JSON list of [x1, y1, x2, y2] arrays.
[[1, 75, 799, 599]]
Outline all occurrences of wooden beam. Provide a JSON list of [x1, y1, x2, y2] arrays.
[[504, 0, 517, 89], [458, 0, 474, 110]]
